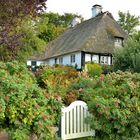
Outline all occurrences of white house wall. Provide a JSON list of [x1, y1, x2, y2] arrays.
[[27, 60, 44, 66], [36, 61, 44, 66], [49, 59, 55, 66], [47, 52, 82, 69], [108, 56, 111, 65], [27, 60, 31, 66], [75, 52, 82, 69], [27, 52, 112, 69], [63, 55, 71, 65]]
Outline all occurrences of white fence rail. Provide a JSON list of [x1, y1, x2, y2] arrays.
[[61, 101, 95, 140]]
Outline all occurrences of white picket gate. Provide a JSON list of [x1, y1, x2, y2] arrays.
[[61, 100, 95, 140]]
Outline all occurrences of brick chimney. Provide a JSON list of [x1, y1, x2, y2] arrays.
[[92, 4, 102, 18], [71, 17, 81, 27]]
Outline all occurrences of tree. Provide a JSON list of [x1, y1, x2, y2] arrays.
[[132, 30, 140, 42], [0, 16, 47, 62], [38, 12, 83, 43], [0, 0, 83, 62], [118, 11, 140, 35], [0, 0, 47, 61], [16, 17, 47, 61], [44, 12, 83, 27], [115, 11, 140, 72], [113, 37, 140, 72]]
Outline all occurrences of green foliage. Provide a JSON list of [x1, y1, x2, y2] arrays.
[[0, 11, 83, 62], [0, 0, 47, 61], [118, 11, 140, 35], [0, 61, 62, 139], [113, 47, 132, 71], [38, 12, 83, 43], [38, 23, 65, 43], [0, 16, 47, 62], [75, 137, 93, 140], [64, 77, 96, 105], [132, 30, 140, 42], [36, 65, 79, 97], [84, 71, 140, 140], [44, 12, 83, 27], [113, 37, 140, 72], [18, 17, 46, 62], [86, 63, 103, 77], [101, 65, 113, 74]]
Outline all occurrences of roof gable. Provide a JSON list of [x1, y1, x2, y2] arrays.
[[41, 12, 127, 60]]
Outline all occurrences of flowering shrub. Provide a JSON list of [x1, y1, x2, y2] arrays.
[[0, 61, 62, 139], [85, 71, 140, 140], [86, 63, 103, 77], [36, 65, 79, 96], [64, 77, 96, 105], [101, 64, 113, 74]]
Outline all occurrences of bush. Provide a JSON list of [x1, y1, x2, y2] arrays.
[[0, 61, 62, 139], [101, 64, 114, 74], [63, 77, 97, 105], [86, 63, 103, 77], [113, 38, 140, 72], [36, 65, 79, 96], [85, 71, 140, 140]]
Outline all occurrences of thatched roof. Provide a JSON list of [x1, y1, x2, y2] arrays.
[[39, 12, 127, 60]]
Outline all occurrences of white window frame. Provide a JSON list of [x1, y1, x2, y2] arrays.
[[70, 54, 76, 63], [59, 57, 63, 64], [114, 37, 123, 46], [100, 56, 108, 64]]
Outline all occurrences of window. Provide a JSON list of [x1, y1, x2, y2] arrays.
[[31, 61, 36, 66], [55, 58, 57, 64], [31, 61, 36, 72], [92, 55, 99, 63], [100, 56, 108, 64], [59, 57, 63, 64], [71, 54, 75, 63], [114, 37, 123, 47]]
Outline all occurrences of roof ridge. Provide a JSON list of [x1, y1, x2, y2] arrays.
[[36, 12, 127, 60], [102, 11, 115, 20]]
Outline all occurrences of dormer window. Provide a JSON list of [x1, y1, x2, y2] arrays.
[[114, 37, 123, 47]]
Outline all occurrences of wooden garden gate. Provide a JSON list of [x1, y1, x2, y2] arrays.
[[61, 101, 95, 140]]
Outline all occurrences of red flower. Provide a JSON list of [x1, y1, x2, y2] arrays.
[[39, 123, 43, 127], [43, 115, 47, 120]]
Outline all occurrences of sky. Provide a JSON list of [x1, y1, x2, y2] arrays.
[[46, 0, 140, 20]]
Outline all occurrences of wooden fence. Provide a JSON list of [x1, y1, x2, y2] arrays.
[[61, 101, 95, 140]]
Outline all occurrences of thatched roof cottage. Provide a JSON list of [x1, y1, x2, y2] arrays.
[[27, 5, 127, 70]]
